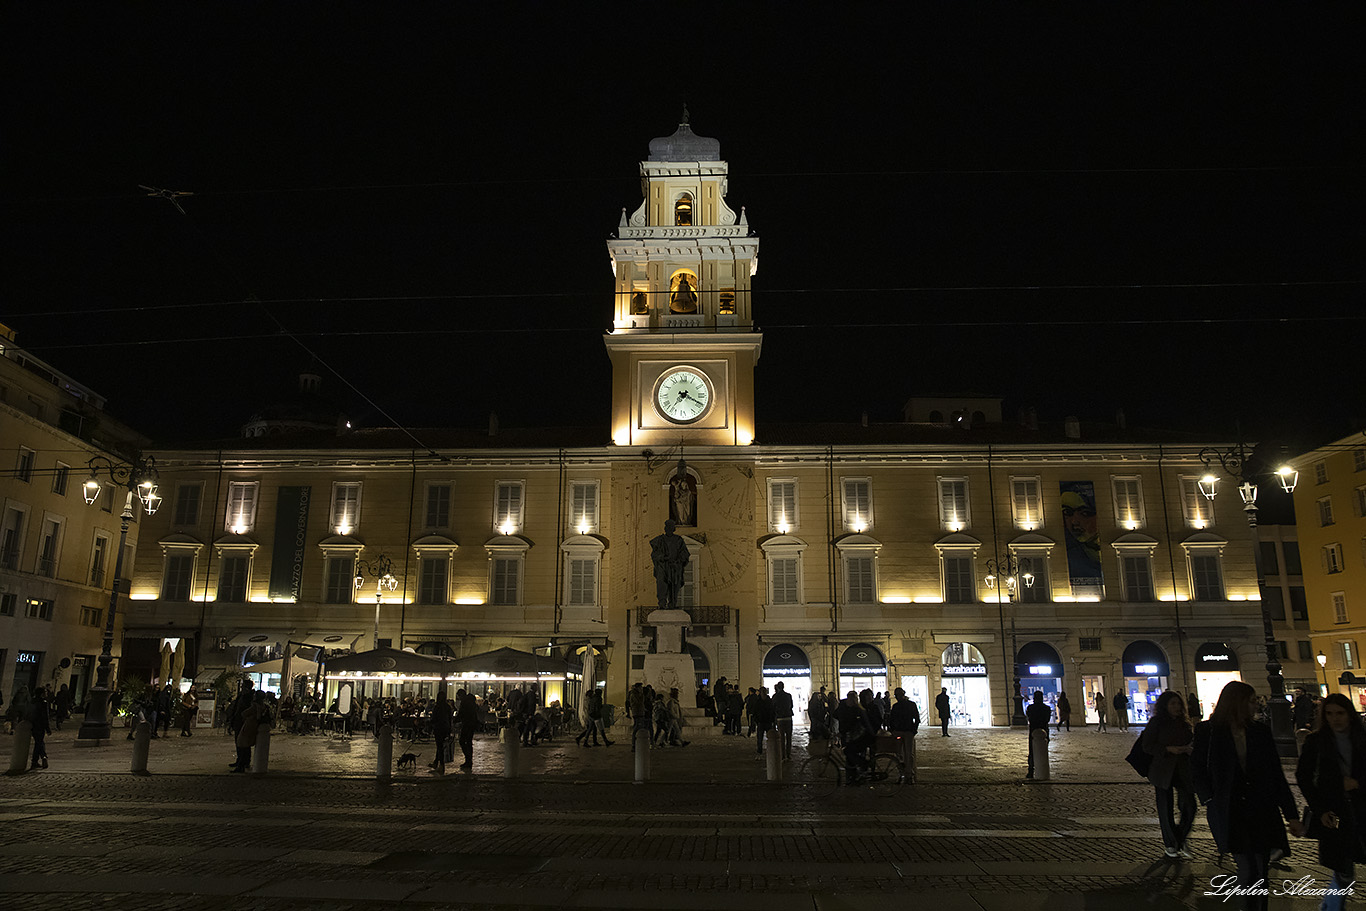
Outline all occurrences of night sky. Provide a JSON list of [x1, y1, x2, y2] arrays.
[[5, 6, 1363, 450]]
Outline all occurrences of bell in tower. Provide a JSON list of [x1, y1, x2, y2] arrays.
[[670, 272, 698, 313]]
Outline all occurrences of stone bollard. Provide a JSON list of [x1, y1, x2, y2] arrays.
[[633, 727, 651, 784], [252, 724, 271, 774], [376, 724, 393, 780], [131, 721, 152, 775], [765, 733, 781, 781], [1030, 729, 1051, 780], [502, 725, 520, 778], [7, 721, 32, 775]]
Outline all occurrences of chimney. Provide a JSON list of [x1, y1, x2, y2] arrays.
[[488, 411, 499, 437], [1064, 416, 1081, 439]]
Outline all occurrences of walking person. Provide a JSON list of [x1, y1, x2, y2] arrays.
[[752, 686, 774, 759], [1141, 691, 1196, 859], [710, 677, 727, 727], [53, 684, 71, 730], [1192, 681, 1303, 911], [1055, 691, 1072, 732], [808, 686, 828, 740], [935, 687, 951, 737], [1295, 692, 1366, 911], [744, 687, 759, 738], [29, 687, 52, 770], [430, 690, 453, 774], [888, 688, 920, 778], [1025, 691, 1051, 779], [576, 687, 601, 746], [664, 687, 689, 746], [231, 692, 269, 772], [1094, 691, 1108, 732], [772, 681, 794, 760], [726, 685, 743, 735], [179, 688, 198, 736], [1113, 691, 1130, 732], [455, 688, 478, 769]]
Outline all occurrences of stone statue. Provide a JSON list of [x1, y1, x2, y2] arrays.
[[650, 519, 690, 610], [670, 474, 696, 526], [670, 274, 698, 313]]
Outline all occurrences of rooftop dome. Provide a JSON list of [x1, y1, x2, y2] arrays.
[[647, 108, 721, 162]]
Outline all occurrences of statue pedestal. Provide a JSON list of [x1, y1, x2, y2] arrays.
[[642, 609, 695, 695]]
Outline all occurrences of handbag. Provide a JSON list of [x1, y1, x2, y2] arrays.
[[1124, 735, 1153, 778]]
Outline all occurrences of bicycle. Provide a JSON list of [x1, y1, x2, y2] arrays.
[[797, 734, 909, 790]]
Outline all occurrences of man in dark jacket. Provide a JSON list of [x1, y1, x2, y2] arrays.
[[430, 691, 454, 773], [744, 687, 759, 737], [29, 687, 52, 770], [935, 687, 952, 737], [1025, 691, 1052, 779], [771, 681, 795, 760], [752, 687, 774, 758], [1113, 691, 1130, 731], [454, 688, 478, 769], [711, 676, 727, 726], [888, 688, 920, 780]]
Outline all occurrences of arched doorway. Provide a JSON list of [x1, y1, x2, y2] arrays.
[[940, 642, 993, 727], [1193, 642, 1242, 719], [686, 643, 711, 695], [1122, 640, 1171, 725], [762, 643, 811, 719], [1016, 641, 1064, 718], [838, 643, 887, 699]]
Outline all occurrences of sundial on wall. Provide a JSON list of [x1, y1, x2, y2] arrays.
[[708, 464, 755, 524]]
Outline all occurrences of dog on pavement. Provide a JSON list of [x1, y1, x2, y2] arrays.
[[396, 751, 418, 770]]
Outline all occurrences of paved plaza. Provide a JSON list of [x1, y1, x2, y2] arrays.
[[0, 720, 1337, 909]]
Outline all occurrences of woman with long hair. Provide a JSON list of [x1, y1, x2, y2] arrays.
[[1141, 690, 1195, 858], [1295, 692, 1366, 911], [1192, 680, 1303, 910]]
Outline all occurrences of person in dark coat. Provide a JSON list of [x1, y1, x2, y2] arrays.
[[430, 691, 454, 774], [752, 687, 774, 758], [1025, 691, 1051, 779], [1192, 680, 1303, 910], [1292, 688, 1317, 731], [1112, 691, 1130, 731], [1055, 691, 1071, 732], [888, 687, 920, 776], [1141, 690, 1196, 858], [726, 685, 743, 735], [231, 692, 269, 772], [1295, 692, 1366, 911], [29, 687, 52, 770], [935, 687, 951, 737], [455, 688, 478, 769], [711, 676, 727, 726]]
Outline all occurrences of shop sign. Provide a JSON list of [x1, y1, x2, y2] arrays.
[[17, 651, 41, 664], [1026, 665, 1054, 676], [942, 663, 987, 677], [1133, 664, 1159, 674], [841, 665, 886, 676]]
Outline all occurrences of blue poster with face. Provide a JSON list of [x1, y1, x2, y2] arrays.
[[1060, 481, 1103, 596]]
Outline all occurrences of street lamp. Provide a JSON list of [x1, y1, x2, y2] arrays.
[[355, 554, 399, 650], [76, 455, 160, 742], [984, 554, 1034, 726], [1198, 441, 1299, 756], [1317, 650, 1329, 695]]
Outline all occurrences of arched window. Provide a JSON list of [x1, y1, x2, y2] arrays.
[[674, 193, 693, 226], [670, 270, 699, 314]]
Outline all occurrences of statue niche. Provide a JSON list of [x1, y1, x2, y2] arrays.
[[670, 272, 699, 314]]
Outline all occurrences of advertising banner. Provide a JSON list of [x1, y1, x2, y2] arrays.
[[1059, 480, 1103, 596], [268, 486, 312, 601]]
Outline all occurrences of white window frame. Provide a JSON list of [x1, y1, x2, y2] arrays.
[[843, 554, 876, 604], [1355, 449, 1366, 473], [330, 481, 363, 534], [1315, 460, 1328, 484], [938, 477, 970, 531], [215, 546, 255, 603], [1010, 476, 1043, 530], [836, 534, 881, 605], [36, 513, 65, 578], [493, 481, 525, 535], [560, 535, 605, 608], [1319, 497, 1335, 527], [1008, 540, 1054, 603], [840, 478, 873, 533], [1325, 543, 1345, 574], [1, 502, 29, 571], [1121, 552, 1156, 602], [1355, 486, 1366, 519], [160, 544, 201, 602], [52, 461, 70, 496], [417, 555, 450, 605], [568, 480, 600, 535], [1179, 476, 1215, 529], [173, 482, 203, 527], [934, 536, 981, 604], [677, 536, 702, 608], [1343, 640, 1357, 670], [16, 446, 34, 483], [225, 481, 260, 534], [760, 535, 807, 606], [423, 481, 453, 531], [486, 537, 529, 606], [412, 536, 458, 606], [1333, 592, 1348, 625], [767, 478, 798, 533], [90, 531, 110, 588], [1112, 476, 1145, 530]]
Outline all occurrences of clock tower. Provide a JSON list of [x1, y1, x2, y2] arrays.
[[604, 114, 761, 447]]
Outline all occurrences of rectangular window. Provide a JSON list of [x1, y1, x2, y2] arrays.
[[768, 479, 797, 532], [1180, 477, 1214, 528], [1283, 543, 1303, 575], [324, 555, 356, 604], [1277, 640, 1290, 660], [25, 598, 54, 621], [1259, 542, 1281, 577], [942, 554, 975, 603], [1316, 460, 1329, 485], [1334, 592, 1348, 624], [1290, 586, 1309, 620], [938, 478, 969, 531], [1112, 477, 1144, 529], [1319, 497, 1335, 526], [162, 553, 195, 600], [173, 483, 202, 526], [1299, 640, 1314, 661], [418, 556, 449, 605], [494, 481, 524, 533], [841, 478, 872, 532], [770, 556, 799, 604], [1356, 486, 1366, 519], [1356, 449, 1366, 473], [1079, 636, 1102, 651], [567, 557, 597, 606], [37, 517, 62, 578], [217, 554, 250, 603], [331, 482, 362, 533], [0, 506, 24, 570], [1190, 553, 1224, 601], [1122, 554, 1155, 602], [79, 605, 102, 627], [844, 554, 875, 604], [491, 557, 522, 605], [1326, 543, 1345, 574], [90, 533, 109, 587], [16, 447, 34, 483], [1263, 586, 1286, 620], [1017, 554, 1049, 603], [424, 483, 452, 530], [52, 462, 69, 496], [0, 593, 14, 616], [1010, 477, 1042, 530], [225, 482, 259, 533], [570, 482, 599, 534], [1343, 641, 1356, 670], [678, 557, 696, 608]]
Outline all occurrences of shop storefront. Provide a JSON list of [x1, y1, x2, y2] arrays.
[[1016, 641, 1064, 716], [1121, 640, 1170, 726], [940, 642, 993, 727], [838, 643, 888, 698], [1193, 642, 1243, 720], [762, 644, 811, 717]]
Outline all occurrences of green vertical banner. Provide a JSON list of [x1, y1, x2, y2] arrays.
[[269, 486, 311, 601]]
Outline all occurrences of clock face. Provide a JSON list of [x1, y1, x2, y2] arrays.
[[656, 369, 711, 423]]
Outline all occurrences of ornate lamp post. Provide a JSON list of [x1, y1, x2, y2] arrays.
[[1198, 442, 1299, 756], [1318, 650, 1329, 695], [75, 455, 160, 741], [355, 554, 398, 650], [985, 555, 1034, 726]]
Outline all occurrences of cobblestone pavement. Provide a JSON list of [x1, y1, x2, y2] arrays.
[[0, 722, 1333, 909]]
